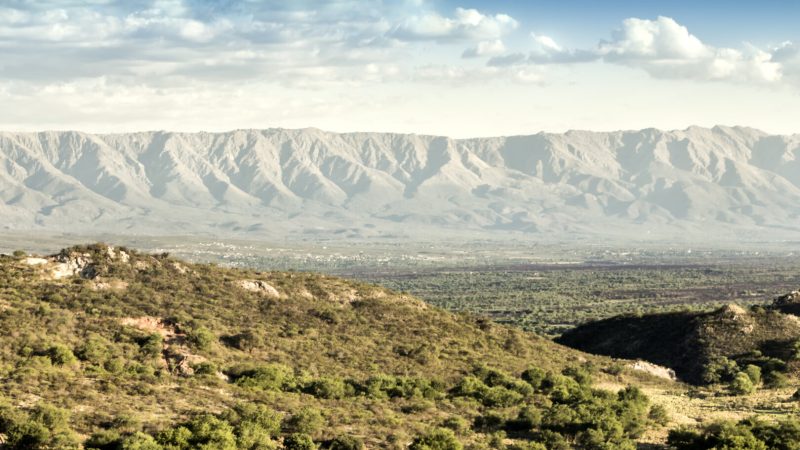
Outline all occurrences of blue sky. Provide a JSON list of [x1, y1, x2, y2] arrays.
[[0, 0, 798, 136]]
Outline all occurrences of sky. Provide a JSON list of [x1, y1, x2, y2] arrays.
[[0, 0, 799, 137]]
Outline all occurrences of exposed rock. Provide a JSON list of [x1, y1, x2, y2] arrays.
[[51, 252, 95, 280], [23, 257, 48, 266], [169, 261, 189, 275], [119, 316, 203, 377], [120, 316, 174, 338], [630, 360, 677, 381], [236, 279, 280, 298], [774, 290, 800, 306], [91, 278, 129, 291]]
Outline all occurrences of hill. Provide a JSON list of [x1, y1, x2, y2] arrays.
[[557, 298, 800, 385], [1, 126, 800, 242], [0, 243, 672, 449]]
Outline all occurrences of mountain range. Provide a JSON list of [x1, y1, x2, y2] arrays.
[[1, 126, 799, 242]]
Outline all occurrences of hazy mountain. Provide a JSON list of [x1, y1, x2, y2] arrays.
[[1, 126, 799, 242]]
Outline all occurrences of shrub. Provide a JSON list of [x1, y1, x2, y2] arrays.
[[702, 356, 738, 384], [231, 364, 296, 392], [0, 402, 80, 450], [648, 404, 670, 426], [482, 386, 524, 407], [305, 376, 348, 399], [47, 344, 77, 366], [77, 334, 112, 365], [283, 407, 324, 436], [743, 365, 762, 385], [284, 433, 316, 450], [222, 403, 282, 440], [729, 372, 755, 395], [441, 417, 470, 435], [328, 435, 364, 450], [121, 432, 163, 450], [409, 428, 463, 450], [187, 326, 215, 352], [140, 334, 163, 359], [157, 414, 236, 450], [668, 421, 770, 450], [227, 331, 263, 352], [192, 362, 217, 376], [521, 367, 546, 389], [507, 443, 546, 450], [764, 371, 789, 389], [561, 366, 592, 386]]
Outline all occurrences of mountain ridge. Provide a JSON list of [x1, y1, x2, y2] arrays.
[[1, 126, 799, 242]]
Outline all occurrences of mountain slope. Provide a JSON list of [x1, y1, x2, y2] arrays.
[[0, 244, 665, 449], [557, 299, 800, 384], [1, 126, 799, 241]]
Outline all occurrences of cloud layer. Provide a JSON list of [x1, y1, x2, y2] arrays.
[[488, 16, 793, 85], [0, 2, 798, 135]]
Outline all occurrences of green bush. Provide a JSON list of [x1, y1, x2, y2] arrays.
[[729, 372, 755, 396], [648, 404, 670, 426], [743, 365, 762, 385], [222, 403, 282, 446], [764, 371, 789, 389], [702, 356, 738, 384], [520, 367, 546, 389], [441, 417, 470, 435], [140, 334, 164, 359], [157, 414, 237, 450], [283, 407, 324, 436], [187, 326, 216, 352], [47, 344, 77, 366], [231, 364, 297, 392], [409, 428, 463, 450], [121, 432, 163, 450], [305, 376, 348, 399], [328, 435, 364, 450], [0, 402, 80, 450], [284, 433, 316, 450], [668, 421, 767, 450]]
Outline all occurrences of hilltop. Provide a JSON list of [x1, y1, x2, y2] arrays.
[[0, 243, 673, 449], [1, 126, 800, 242], [558, 295, 800, 385]]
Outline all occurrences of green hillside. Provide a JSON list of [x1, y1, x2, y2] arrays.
[[0, 244, 667, 450], [558, 300, 800, 385]]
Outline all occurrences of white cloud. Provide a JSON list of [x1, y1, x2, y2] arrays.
[[528, 33, 597, 64], [462, 39, 506, 58], [487, 34, 595, 66], [597, 16, 782, 83], [390, 7, 517, 42], [486, 17, 789, 85]]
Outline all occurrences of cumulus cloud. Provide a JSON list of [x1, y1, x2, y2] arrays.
[[597, 16, 782, 83], [390, 7, 517, 42], [486, 16, 793, 85]]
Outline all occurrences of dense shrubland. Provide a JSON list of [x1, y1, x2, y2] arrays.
[[1, 244, 797, 449]]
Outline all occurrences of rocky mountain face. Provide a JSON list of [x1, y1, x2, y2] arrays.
[[1, 126, 798, 241]]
